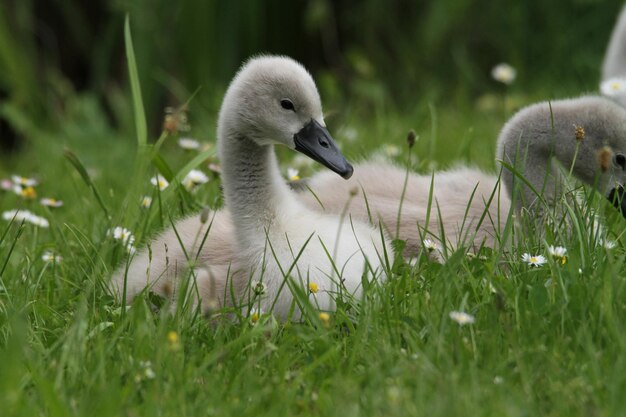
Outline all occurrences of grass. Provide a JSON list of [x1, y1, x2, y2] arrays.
[[2, 40, 626, 417]]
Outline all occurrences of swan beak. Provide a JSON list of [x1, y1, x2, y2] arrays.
[[608, 185, 626, 218], [294, 119, 354, 179]]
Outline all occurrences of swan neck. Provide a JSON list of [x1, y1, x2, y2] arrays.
[[219, 131, 295, 235], [499, 118, 569, 210]]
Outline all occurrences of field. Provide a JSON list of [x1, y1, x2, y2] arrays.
[[2, 4, 626, 417]]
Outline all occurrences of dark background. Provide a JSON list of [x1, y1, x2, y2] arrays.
[[0, 0, 622, 150]]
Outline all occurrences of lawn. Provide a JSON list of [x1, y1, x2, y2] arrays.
[[2, 12, 626, 417]]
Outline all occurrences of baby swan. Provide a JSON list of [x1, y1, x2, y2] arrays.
[[112, 56, 391, 320], [497, 96, 626, 218], [300, 96, 626, 255]]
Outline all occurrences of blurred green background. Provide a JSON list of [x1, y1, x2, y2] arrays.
[[0, 0, 623, 153]]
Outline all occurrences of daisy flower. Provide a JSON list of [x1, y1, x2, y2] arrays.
[[177, 137, 200, 150], [2, 209, 49, 228], [522, 253, 546, 267], [182, 169, 209, 190], [150, 174, 169, 191], [40, 198, 63, 208], [140, 196, 152, 208], [286, 168, 300, 181], [449, 311, 475, 325], [600, 77, 626, 97], [42, 250, 62, 263], [308, 282, 319, 294], [108, 226, 135, 247], [249, 307, 263, 325], [422, 238, 441, 252], [491, 63, 516, 85], [547, 245, 567, 264], [13, 185, 37, 200], [11, 175, 38, 187]]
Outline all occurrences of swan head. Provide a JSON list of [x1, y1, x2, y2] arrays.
[[498, 96, 626, 216], [218, 55, 353, 179]]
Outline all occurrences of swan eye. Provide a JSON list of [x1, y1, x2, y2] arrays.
[[615, 153, 626, 170], [280, 99, 296, 112]]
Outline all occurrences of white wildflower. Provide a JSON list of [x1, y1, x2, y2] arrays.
[[42, 250, 62, 263], [150, 174, 169, 191], [286, 168, 300, 181], [177, 137, 200, 150], [40, 198, 63, 208], [11, 175, 38, 187], [522, 253, 546, 267], [182, 169, 209, 190], [249, 307, 263, 325], [449, 311, 475, 325], [140, 196, 152, 208], [2, 209, 49, 228], [600, 77, 626, 97], [491, 63, 516, 85], [547, 245, 567, 264], [422, 238, 441, 252], [108, 227, 135, 247]]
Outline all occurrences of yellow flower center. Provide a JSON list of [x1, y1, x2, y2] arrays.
[[308, 283, 319, 293], [21, 186, 37, 199], [167, 331, 179, 344]]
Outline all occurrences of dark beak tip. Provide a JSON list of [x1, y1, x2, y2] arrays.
[[341, 163, 354, 179]]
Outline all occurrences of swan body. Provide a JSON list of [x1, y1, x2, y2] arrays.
[[112, 56, 391, 319], [299, 163, 506, 255]]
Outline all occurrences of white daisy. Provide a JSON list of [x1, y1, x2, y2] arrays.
[[150, 174, 169, 191], [2, 209, 49, 228], [249, 307, 263, 325], [140, 196, 152, 208], [286, 168, 300, 181], [449, 311, 475, 325], [521, 253, 546, 267], [42, 250, 62, 263], [177, 137, 200, 150], [547, 245, 567, 264], [491, 63, 516, 85], [11, 175, 38, 187], [40, 198, 63, 208], [600, 77, 626, 97], [422, 238, 441, 252], [182, 169, 209, 190], [108, 226, 135, 247]]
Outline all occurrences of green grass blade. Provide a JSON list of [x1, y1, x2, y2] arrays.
[[124, 15, 147, 148]]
